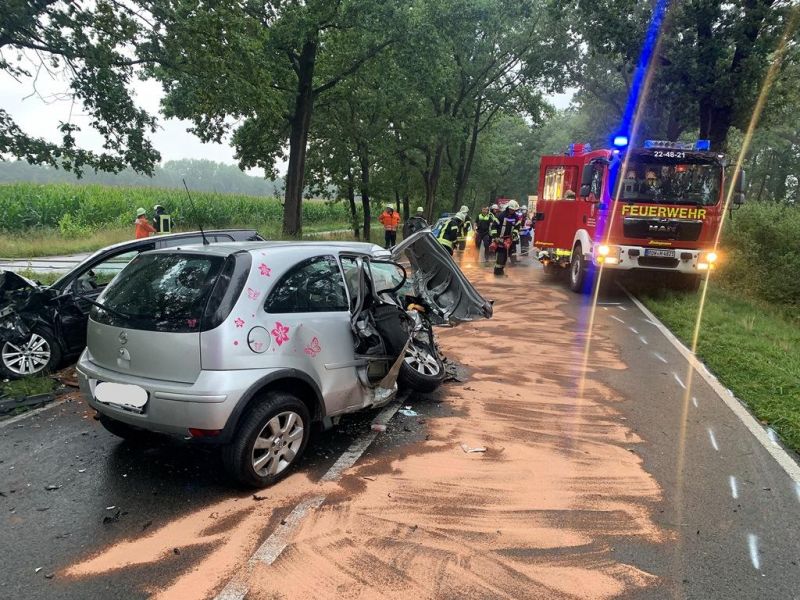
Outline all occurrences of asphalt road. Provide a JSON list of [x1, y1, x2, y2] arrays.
[[1, 252, 799, 599]]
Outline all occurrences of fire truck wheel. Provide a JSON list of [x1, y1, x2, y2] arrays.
[[568, 244, 593, 294]]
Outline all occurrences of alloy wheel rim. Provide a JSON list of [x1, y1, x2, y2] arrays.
[[571, 254, 581, 284], [2, 334, 51, 376], [404, 343, 441, 376], [251, 411, 304, 477]]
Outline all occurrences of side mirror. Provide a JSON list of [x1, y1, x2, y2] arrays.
[[735, 169, 746, 194], [534, 212, 545, 222], [580, 184, 591, 198], [732, 169, 745, 208]]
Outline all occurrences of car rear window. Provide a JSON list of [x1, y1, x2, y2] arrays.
[[92, 253, 225, 332]]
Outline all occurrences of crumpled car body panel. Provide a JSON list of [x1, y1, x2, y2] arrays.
[[388, 231, 493, 325]]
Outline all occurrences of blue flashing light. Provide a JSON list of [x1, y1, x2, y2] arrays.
[[695, 139, 711, 151], [612, 135, 629, 148]]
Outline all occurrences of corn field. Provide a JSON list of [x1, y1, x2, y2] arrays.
[[0, 183, 351, 232]]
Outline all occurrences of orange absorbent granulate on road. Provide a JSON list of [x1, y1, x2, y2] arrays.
[[64, 260, 668, 600], [245, 266, 667, 599]]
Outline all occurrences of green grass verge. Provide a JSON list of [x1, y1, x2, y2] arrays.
[[640, 283, 800, 453], [1, 376, 56, 399]]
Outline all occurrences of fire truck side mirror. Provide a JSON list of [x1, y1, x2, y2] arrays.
[[733, 169, 746, 207], [534, 212, 545, 222], [580, 184, 591, 198]]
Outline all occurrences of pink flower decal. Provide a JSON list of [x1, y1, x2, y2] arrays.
[[258, 263, 272, 277], [233, 341, 239, 346], [247, 287, 260, 301], [252, 341, 263, 352], [304, 337, 322, 357], [186, 318, 198, 328], [271, 322, 290, 346], [234, 317, 245, 328]]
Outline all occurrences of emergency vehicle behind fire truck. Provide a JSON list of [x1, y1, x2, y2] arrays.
[[533, 139, 746, 293]]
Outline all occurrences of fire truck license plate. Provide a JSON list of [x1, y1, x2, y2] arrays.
[[644, 249, 675, 258]]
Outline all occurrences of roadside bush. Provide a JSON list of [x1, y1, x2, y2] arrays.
[[719, 202, 800, 310]]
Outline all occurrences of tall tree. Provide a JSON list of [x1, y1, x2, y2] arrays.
[[142, 0, 397, 236], [0, 0, 160, 174]]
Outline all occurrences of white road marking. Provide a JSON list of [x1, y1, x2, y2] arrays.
[[214, 399, 403, 600], [795, 482, 800, 503], [598, 302, 621, 305], [729, 475, 739, 499], [653, 352, 668, 364], [629, 326, 640, 334], [602, 306, 608, 311], [622, 287, 800, 484], [612, 316, 625, 324], [707, 428, 719, 451], [0, 398, 71, 429], [249, 495, 326, 564], [767, 428, 779, 446], [673, 372, 686, 389], [618, 306, 627, 311], [639, 336, 649, 345], [748, 534, 761, 570], [692, 396, 698, 408]]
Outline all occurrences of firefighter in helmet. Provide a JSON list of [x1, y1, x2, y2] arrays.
[[436, 207, 468, 256], [490, 200, 522, 273], [153, 204, 173, 234], [403, 207, 428, 238]]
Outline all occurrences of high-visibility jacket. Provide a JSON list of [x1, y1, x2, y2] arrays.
[[134, 216, 156, 239], [491, 210, 521, 239], [378, 210, 401, 231], [153, 213, 173, 234], [436, 217, 462, 249], [475, 213, 494, 236]]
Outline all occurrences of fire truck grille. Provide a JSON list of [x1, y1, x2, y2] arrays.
[[637, 257, 680, 269], [623, 217, 702, 241]]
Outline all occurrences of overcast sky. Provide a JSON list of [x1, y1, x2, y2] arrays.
[[2, 70, 574, 176]]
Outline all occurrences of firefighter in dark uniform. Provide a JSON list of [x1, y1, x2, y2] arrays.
[[436, 208, 467, 256], [403, 207, 429, 238], [153, 205, 173, 234], [474, 206, 493, 253], [490, 200, 521, 275]]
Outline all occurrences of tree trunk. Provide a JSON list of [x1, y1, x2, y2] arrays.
[[452, 99, 482, 212], [422, 144, 444, 222], [402, 194, 410, 222], [282, 40, 318, 237], [359, 148, 371, 242], [395, 189, 401, 213], [347, 171, 359, 239]]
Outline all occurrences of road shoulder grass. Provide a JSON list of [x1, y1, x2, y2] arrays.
[[639, 284, 800, 454]]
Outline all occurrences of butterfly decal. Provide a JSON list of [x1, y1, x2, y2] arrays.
[[271, 322, 290, 346], [304, 337, 321, 357], [247, 288, 260, 301]]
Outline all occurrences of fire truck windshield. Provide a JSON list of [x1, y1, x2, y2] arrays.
[[619, 160, 721, 206]]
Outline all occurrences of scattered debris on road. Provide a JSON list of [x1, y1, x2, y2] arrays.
[[460, 443, 487, 453], [370, 423, 387, 432], [44, 484, 61, 491]]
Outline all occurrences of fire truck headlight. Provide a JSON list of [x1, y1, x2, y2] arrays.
[[598, 244, 610, 256], [706, 251, 718, 263]]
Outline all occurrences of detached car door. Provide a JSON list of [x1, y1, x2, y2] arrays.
[[388, 231, 493, 325]]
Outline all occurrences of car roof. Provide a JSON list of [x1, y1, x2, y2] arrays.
[[144, 240, 388, 258]]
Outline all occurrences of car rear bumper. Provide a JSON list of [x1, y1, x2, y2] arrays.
[[591, 245, 714, 274], [76, 351, 278, 440]]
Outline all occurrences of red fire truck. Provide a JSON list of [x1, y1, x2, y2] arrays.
[[533, 139, 745, 292]]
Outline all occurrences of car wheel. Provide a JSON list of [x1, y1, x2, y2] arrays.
[[222, 391, 310, 488], [0, 326, 62, 380], [399, 335, 445, 393], [99, 415, 154, 443], [569, 244, 593, 294]]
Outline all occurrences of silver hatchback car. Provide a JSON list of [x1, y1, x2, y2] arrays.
[[77, 232, 491, 487]]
